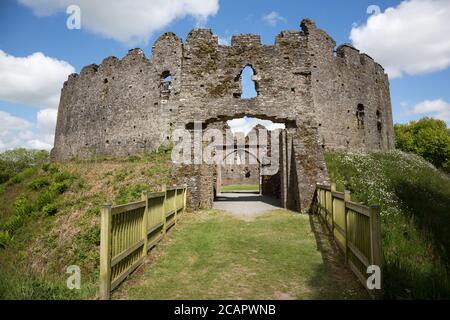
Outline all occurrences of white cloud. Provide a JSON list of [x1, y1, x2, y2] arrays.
[[37, 108, 58, 134], [218, 35, 231, 46], [0, 50, 68, 152], [0, 50, 74, 109], [350, 0, 450, 78], [412, 99, 450, 124], [0, 111, 53, 151], [228, 117, 285, 135], [262, 11, 287, 27], [18, 0, 220, 45]]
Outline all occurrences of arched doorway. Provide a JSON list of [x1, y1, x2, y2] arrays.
[[218, 148, 261, 194]]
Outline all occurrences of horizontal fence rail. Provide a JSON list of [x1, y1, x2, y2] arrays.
[[99, 185, 187, 300], [315, 183, 382, 293]]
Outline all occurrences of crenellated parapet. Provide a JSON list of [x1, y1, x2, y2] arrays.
[[52, 18, 394, 162]]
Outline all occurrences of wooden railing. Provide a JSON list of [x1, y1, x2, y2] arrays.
[[315, 183, 383, 291], [99, 185, 187, 300]]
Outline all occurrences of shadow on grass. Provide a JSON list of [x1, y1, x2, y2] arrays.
[[307, 213, 369, 300]]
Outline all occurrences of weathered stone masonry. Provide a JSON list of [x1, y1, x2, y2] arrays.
[[52, 19, 394, 212]]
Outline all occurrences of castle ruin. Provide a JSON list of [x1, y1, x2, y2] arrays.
[[51, 19, 395, 212]]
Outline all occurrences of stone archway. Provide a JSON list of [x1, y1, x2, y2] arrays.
[[215, 146, 262, 197]]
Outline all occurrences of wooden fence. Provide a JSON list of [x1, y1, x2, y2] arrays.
[[99, 185, 187, 300], [315, 183, 383, 291]]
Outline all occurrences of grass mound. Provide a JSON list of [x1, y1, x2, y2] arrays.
[[325, 150, 450, 299], [0, 147, 173, 299]]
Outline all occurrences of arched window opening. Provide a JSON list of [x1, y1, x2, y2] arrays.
[[356, 104, 365, 128], [238, 65, 258, 99], [160, 71, 172, 99]]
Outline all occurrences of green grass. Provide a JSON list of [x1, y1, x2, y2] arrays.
[[0, 147, 174, 299], [221, 184, 259, 193], [120, 210, 366, 300], [325, 150, 450, 299]]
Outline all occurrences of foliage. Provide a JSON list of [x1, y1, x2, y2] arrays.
[[115, 184, 152, 204], [27, 176, 51, 190], [395, 118, 450, 173], [0, 146, 175, 299], [0, 149, 49, 184], [0, 166, 77, 244], [326, 150, 450, 299]]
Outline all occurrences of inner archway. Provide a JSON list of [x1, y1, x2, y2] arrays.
[[212, 117, 286, 216]]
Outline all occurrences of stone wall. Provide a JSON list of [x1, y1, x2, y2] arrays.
[[51, 19, 395, 211], [221, 164, 259, 186]]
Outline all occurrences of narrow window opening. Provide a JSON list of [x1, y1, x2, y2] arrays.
[[160, 71, 172, 100], [238, 65, 258, 99], [356, 104, 365, 128], [376, 110, 382, 132]]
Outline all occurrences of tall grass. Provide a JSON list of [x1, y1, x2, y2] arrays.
[[0, 147, 174, 299], [325, 150, 450, 299]]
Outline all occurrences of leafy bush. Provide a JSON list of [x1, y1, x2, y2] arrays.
[[113, 169, 129, 182], [42, 163, 59, 174], [41, 203, 58, 216], [0, 149, 49, 184], [9, 167, 38, 184], [53, 171, 75, 183], [395, 118, 450, 173], [27, 177, 51, 190], [0, 230, 11, 248], [115, 184, 151, 204], [34, 190, 56, 211], [51, 182, 69, 195]]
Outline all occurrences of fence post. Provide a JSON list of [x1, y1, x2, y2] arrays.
[[141, 191, 149, 256], [343, 190, 351, 264], [174, 188, 178, 225], [161, 185, 167, 234], [330, 183, 336, 234], [369, 205, 383, 268], [99, 203, 112, 300], [183, 185, 187, 214]]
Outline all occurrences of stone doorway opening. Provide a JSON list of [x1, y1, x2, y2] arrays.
[[213, 117, 286, 214]]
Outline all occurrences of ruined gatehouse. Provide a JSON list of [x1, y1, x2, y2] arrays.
[[51, 19, 395, 212]]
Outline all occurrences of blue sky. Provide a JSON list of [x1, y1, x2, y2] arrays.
[[0, 0, 449, 150]]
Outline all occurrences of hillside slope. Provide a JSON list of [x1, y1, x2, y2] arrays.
[[0, 147, 174, 299], [325, 150, 450, 299]]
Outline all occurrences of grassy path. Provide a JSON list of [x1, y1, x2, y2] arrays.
[[114, 209, 367, 300]]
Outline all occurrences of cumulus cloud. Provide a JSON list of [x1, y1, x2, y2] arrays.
[[411, 99, 450, 124], [218, 35, 231, 46], [0, 111, 53, 151], [228, 117, 285, 135], [0, 50, 74, 109], [262, 11, 287, 27], [350, 0, 450, 78], [37, 108, 58, 134], [18, 0, 220, 45], [0, 49, 65, 151]]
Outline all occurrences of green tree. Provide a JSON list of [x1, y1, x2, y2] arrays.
[[0, 148, 49, 183], [395, 118, 450, 173]]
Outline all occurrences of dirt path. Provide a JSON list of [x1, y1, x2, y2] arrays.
[[114, 209, 368, 300], [213, 192, 282, 220]]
